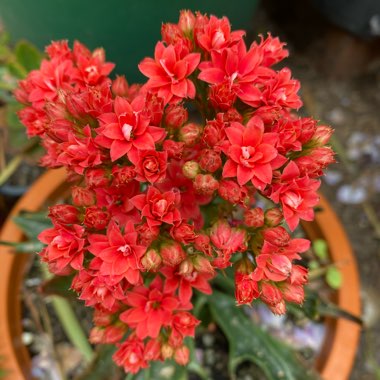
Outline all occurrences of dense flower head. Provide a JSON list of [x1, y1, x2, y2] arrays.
[[15, 11, 335, 375]]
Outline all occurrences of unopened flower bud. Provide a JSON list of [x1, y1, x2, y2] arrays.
[[282, 284, 305, 304], [49, 204, 79, 224], [85, 168, 109, 188], [268, 300, 286, 315], [164, 104, 188, 128], [193, 174, 219, 195], [193, 256, 215, 275], [260, 282, 283, 306], [160, 241, 186, 266], [179, 10, 196, 33], [290, 265, 308, 285], [178, 259, 194, 276], [161, 343, 174, 360], [312, 125, 333, 146], [182, 161, 200, 179], [72, 186, 95, 206], [244, 208, 264, 228], [194, 234, 213, 256], [112, 166, 136, 185], [179, 123, 202, 146], [199, 149, 222, 172], [235, 271, 259, 305], [264, 208, 283, 226], [84, 206, 110, 230], [209, 82, 237, 111], [163, 140, 185, 159], [141, 248, 162, 271], [111, 75, 129, 97], [174, 346, 190, 366]]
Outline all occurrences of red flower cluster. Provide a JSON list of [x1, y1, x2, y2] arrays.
[[15, 10, 335, 374]]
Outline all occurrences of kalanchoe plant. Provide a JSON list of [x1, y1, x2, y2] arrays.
[[14, 10, 335, 376]]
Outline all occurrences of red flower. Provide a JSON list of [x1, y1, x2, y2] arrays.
[[113, 336, 148, 374], [139, 41, 200, 104], [131, 186, 181, 227], [198, 41, 272, 107], [96, 96, 166, 161], [87, 220, 146, 285], [38, 224, 85, 273], [222, 116, 285, 190], [161, 265, 213, 308], [120, 276, 179, 339], [195, 15, 245, 52], [128, 149, 167, 184], [266, 161, 320, 230], [235, 271, 260, 305]]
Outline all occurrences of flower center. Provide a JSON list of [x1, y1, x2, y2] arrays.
[[122, 123, 133, 141], [241, 146, 251, 159], [117, 244, 131, 256]]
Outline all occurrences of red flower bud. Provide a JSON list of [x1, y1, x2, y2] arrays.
[[209, 81, 237, 111], [179, 10, 196, 33], [194, 234, 213, 256], [178, 259, 194, 276], [141, 248, 162, 271], [160, 241, 186, 266], [170, 222, 196, 244], [49, 204, 79, 224], [179, 123, 202, 146], [174, 346, 190, 366], [199, 149, 222, 172], [260, 282, 283, 306], [84, 206, 110, 230], [193, 256, 215, 275], [244, 208, 265, 228], [163, 140, 185, 159], [218, 179, 249, 205], [264, 208, 283, 226], [164, 104, 188, 128], [235, 271, 259, 305], [111, 75, 129, 97], [282, 284, 304, 304], [112, 166, 136, 185], [312, 125, 333, 146], [182, 161, 200, 179], [144, 339, 161, 361], [72, 186, 95, 206], [290, 265, 308, 285], [193, 174, 219, 195], [85, 168, 110, 188]]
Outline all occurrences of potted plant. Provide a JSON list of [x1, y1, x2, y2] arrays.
[[0, 10, 360, 379]]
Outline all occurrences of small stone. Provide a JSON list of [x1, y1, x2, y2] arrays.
[[337, 184, 367, 204], [22, 332, 34, 345], [202, 333, 215, 347]]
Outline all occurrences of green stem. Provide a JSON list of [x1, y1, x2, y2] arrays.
[[40, 263, 94, 362]]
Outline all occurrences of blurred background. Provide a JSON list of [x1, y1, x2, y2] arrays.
[[0, 1, 379, 379]]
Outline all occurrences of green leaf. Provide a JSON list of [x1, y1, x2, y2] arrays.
[[74, 345, 121, 380], [0, 240, 44, 253], [13, 211, 52, 240], [129, 360, 188, 380], [14, 40, 42, 72], [312, 239, 328, 261], [208, 291, 320, 380], [325, 267, 342, 289], [40, 274, 76, 298]]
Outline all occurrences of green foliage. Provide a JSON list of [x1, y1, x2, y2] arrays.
[[312, 239, 328, 262], [325, 267, 343, 289], [208, 291, 320, 380], [13, 211, 52, 240]]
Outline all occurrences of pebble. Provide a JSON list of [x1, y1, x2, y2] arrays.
[[337, 184, 368, 204]]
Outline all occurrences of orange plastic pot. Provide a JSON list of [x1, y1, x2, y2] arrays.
[[0, 169, 361, 380]]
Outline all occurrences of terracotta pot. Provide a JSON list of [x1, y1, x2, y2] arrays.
[[0, 169, 361, 380], [301, 195, 361, 380]]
